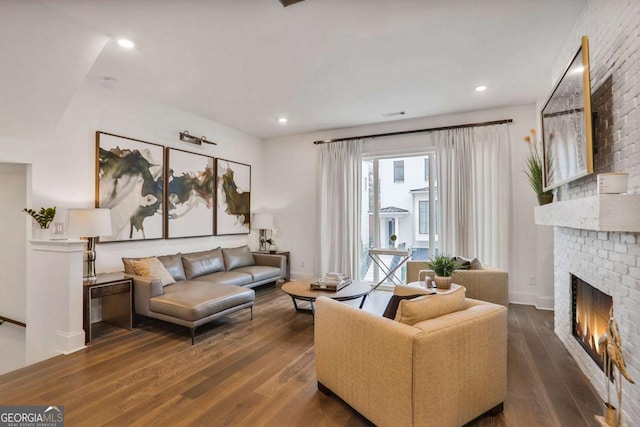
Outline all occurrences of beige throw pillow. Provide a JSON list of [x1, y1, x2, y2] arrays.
[[393, 284, 435, 297], [394, 285, 466, 325], [131, 257, 176, 286]]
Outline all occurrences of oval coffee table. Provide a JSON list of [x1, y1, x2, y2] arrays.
[[281, 280, 372, 316]]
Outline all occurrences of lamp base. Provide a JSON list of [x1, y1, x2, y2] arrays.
[[84, 236, 98, 279]]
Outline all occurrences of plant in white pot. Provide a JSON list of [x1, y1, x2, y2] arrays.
[[23, 206, 56, 239], [426, 254, 463, 290]]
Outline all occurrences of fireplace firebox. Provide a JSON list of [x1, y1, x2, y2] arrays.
[[571, 274, 613, 371]]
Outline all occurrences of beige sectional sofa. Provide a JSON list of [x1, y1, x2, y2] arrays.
[[406, 260, 509, 307], [124, 246, 286, 344], [315, 295, 508, 427]]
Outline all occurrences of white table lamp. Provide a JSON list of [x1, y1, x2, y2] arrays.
[[68, 208, 113, 279], [252, 213, 274, 252]]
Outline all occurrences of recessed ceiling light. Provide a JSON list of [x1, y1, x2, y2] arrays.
[[475, 85, 487, 92], [278, 117, 288, 124], [117, 39, 135, 49]]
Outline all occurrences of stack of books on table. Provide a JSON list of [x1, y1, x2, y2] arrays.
[[310, 273, 352, 291]]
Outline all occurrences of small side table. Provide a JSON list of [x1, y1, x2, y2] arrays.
[[368, 248, 411, 290], [83, 272, 133, 344]]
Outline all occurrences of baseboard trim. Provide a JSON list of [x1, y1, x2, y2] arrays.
[[535, 295, 554, 311], [0, 316, 26, 328], [56, 329, 86, 355], [509, 292, 537, 306]]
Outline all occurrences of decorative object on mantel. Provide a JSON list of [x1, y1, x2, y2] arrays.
[[524, 129, 554, 205], [68, 208, 113, 280], [597, 308, 635, 427], [179, 130, 217, 146], [425, 254, 463, 290], [597, 173, 629, 195], [23, 206, 56, 239]]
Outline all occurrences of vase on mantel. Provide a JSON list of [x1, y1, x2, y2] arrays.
[[537, 194, 553, 205]]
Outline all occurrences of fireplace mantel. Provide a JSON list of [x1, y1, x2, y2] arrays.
[[534, 194, 640, 232]]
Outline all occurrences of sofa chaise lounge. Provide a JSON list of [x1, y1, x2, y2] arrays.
[[123, 246, 286, 344]]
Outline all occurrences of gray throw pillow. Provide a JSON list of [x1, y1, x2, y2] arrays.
[[222, 245, 255, 271], [182, 248, 225, 279], [158, 253, 186, 281]]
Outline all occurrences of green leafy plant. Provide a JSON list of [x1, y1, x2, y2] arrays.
[[524, 129, 552, 197], [23, 206, 56, 229], [390, 234, 397, 242], [426, 254, 463, 277]]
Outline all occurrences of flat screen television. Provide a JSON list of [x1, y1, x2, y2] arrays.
[[541, 35, 594, 191]]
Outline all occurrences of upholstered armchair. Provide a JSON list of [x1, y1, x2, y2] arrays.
[[407, 260, 509, 307], [315, 296, 507, 427]]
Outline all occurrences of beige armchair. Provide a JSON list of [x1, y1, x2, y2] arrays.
[[407, 260, 509, 307], [315, 296, 507, 427]]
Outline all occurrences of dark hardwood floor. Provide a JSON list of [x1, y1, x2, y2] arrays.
[[0, 285, 602, 426]]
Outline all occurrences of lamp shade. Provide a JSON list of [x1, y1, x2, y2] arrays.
[[252, 213, 274, 230], [68, 208, 113, 237]]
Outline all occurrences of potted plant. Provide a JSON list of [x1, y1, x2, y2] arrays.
[[426, 254, 463, 290], [390, 234, 397, 248], [524, 129, 553, 205], [23, 206, 56, 239]]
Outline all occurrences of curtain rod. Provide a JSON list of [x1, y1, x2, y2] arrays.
[[313, 119, 513, 145]]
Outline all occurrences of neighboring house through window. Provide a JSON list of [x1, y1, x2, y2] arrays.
[[393, 160, 404, 182], [419, 200, 428, 234], [424, 156, 430, 181]]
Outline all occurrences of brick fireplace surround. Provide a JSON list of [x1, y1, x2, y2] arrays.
[[536, 1, 640, 424], [537, 196, 640, 424]]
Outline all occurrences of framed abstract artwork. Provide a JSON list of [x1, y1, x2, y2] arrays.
[[165, 148, 215, 238], [216, 158, 251, 235], [96, 131, 164, 242]]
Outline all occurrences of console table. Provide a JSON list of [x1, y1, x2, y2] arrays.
[[83, 272, 133, 344]]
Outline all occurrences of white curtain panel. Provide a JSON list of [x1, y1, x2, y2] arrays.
[[435, 124, 511, 270], [316, 140, 363, 279], [435, 128, 474, 258]]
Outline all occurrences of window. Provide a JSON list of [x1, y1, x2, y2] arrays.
[[393, 160, 404, 182], [424, 156, 430, 181], [361, 154, 438, 286], [419, 201, 428, 234]]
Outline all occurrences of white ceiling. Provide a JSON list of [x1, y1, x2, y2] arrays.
[[15, 0, 587, 139]]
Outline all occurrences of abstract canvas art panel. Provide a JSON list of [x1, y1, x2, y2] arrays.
[[216, 158, 251, 235], [96, 132, 164, 241], [166, 148, 215, 238]]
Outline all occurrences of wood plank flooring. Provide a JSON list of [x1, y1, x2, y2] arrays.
[[0, 285, 602, 426]]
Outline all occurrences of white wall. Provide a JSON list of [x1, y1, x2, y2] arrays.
[[0, 163, 27, 323], [0, 78, 267, 274], [263, 104, 554, 305]]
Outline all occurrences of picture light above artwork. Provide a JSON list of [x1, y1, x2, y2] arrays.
[[179, 130, 217, 146]]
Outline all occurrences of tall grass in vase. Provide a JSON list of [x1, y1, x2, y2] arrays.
[[524, 129, 553, 205]]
